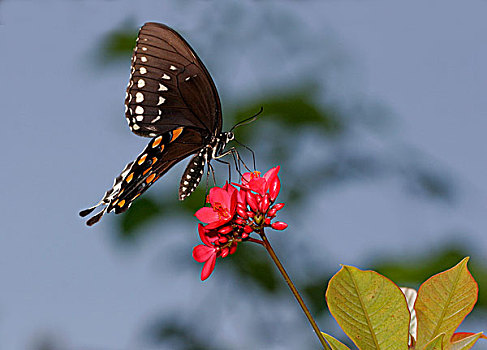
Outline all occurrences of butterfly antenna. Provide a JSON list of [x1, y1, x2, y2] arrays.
[[230, 106, 264, 132]]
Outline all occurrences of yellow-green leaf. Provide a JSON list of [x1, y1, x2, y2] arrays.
[[424, 333, 445, 350], [325, 265, 410, 350], [449, 332, 484, 350], [321, 333, 351, 350], [415, 258, 478, 349]]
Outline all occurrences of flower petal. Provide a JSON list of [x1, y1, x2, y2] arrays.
[[192, 244, 216, 263], [248, 177, 267, 195], [195, 207, 220, 224], [209, 187, 230, 209], [201, 253, 217, 280], [198, 224, 211, 245], [264, 166, 280, 183]]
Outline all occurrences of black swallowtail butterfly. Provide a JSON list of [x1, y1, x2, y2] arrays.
[[80, 22, 234, 226]]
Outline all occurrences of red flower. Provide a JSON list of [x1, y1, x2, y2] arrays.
[[193, 166, 287, 281], [238, 166, 281, 198], [194, 184, 237, 230]]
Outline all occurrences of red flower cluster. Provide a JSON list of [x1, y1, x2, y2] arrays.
[[193, 166, 287, 280]]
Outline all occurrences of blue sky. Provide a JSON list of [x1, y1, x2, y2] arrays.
[[1, 1, 486, 349]]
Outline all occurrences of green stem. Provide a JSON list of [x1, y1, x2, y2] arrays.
[[258, 229, 330, 350]]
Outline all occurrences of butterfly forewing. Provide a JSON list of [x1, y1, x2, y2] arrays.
[[125, 22, 222, 137]]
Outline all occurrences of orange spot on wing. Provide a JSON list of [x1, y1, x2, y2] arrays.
[[126, 173, 134, 183], [146, 173, 156, 183], [132, 193, 141, 200], [143, 167, 152, 175], [138, 154, 147, 165], [160, 144, 165, 152], [152, 136, 162, 148], [152, 157, 157, 164], [118, 200, 126, 207], [170, 127, 183, 142]]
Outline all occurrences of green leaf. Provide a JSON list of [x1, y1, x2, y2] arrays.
[[450, 332, 484, 350], [424, 333, 445, 350], [325, 265, 410, 350], [415, 258, 478, 349], [321, 333, 351, 350]]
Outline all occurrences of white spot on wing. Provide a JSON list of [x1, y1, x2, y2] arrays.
[[136, 115, 144, 122], [135, 106, 144, 114], [140, 67, 147, 74], [133, 124, 140, 130], [158, 84, 168, 91], [135, 92, 144, 103], [157, 97, 165, 105], [142, 47, 147, 51], [170, 65, 177, 71], [141, 56, 147, 62], [151, 116, 161, 123], [137, 79, 145, 88], [161, 74, 170, 80]]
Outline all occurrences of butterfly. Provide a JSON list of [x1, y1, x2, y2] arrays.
[[80, 22, 235, 226]]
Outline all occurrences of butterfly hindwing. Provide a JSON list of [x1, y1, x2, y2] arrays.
[[80, 127, 206, 225]]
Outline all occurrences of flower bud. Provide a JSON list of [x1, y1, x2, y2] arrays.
[[229, 244, 238, 255], [273, 203, 285, 211], [220, 247, 229, 258], [246, 191, 259, 212], [264, 218, 271, 225], [269, 177, 281, 202], [247, 211, 255, 218], [218, 226, 232, 235], [243, 225, 253, 234], [237, 207, 248, 219], [235, 218, 245, 225], [267, 208, 277, 217], [237, 190, 247, 206], [241, 232, 249, 239], [259, 194, 271, 213], [271, 221, 288, 230], [218, 235, 228, 243]]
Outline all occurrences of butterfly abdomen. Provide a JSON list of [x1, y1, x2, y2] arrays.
[[179, 148, 208, 200]]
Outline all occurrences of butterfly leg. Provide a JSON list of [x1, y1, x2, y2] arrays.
[[208, 162, 217, 186], [215, 147, 252, 174], [233, 139, 257, 171]]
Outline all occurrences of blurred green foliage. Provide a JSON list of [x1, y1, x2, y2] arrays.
[[96, 20, 138, 64]]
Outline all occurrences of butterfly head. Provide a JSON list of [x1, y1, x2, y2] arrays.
[[225, 131, 235, 143]]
